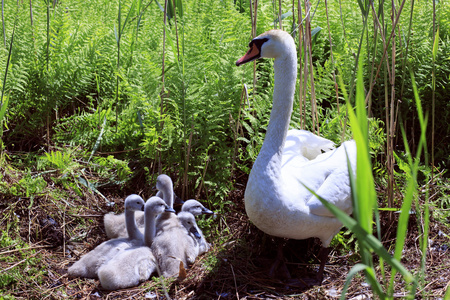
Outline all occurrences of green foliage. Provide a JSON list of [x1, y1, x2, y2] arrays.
[[0, 168, 47, 197], [92, 155, 132, 183], [331, 229, 359, 258], [0, 232, 46, 293], [1, 0, 252, 205], [0, 0, 448, 212]]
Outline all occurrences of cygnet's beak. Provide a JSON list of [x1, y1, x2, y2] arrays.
[[164, 205, 176, 213], [202, 207, 214, 215], [174, 194, 185, 206], [190, 227, 201, 239], [140, 205, 145, 211]]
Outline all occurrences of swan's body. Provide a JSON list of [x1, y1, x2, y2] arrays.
[[98, 197, 175, 290], [151, 211, 201, 278], [104, 174, 181, 239], [236, 30, 356, 281], [68, 195, 145, 279]]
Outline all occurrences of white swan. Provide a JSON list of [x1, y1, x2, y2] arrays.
[[103, 174, 178, 239], [98, 196, 175, 290], [181, 199, 214, 255], [151, 211, 202, 278], [236, 29, 356, 283], [68, 194, 145, 278]]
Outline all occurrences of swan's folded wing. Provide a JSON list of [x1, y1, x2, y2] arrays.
[[306, 167, 353, 217], [307, 140, 356, 217]]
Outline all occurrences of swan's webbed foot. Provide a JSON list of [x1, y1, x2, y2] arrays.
[[316, 246, 331, 284], [268, 241, 292, 280], [279, 245, 331, 288], [267, 241, 331, 288]]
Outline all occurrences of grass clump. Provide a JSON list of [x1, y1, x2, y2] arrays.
[[0, 232, 46, 295]]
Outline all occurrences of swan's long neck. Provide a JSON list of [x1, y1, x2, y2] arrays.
[[253, 51, 297, 178], [158, 186, 174, 221], [164, 187, 174, 208], [125, 209, 144, 241], [144, 210, 157, 247]]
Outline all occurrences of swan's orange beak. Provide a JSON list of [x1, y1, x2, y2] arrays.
[[236, 43, 260, 66]]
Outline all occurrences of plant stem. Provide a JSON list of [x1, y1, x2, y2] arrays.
[[1, 0, 5, 47]]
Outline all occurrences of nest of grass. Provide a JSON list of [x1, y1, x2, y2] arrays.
[[0, 168, 449, 299]]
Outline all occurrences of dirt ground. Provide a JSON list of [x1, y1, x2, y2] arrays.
[[1, 173, 449, 299]]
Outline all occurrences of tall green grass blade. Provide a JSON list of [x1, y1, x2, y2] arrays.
[[356, 0, 367, 15], [77, 175, 109, 203], [274, 11, 292, 23], [136, 0, 144, 33], [302, 183, 415, 284], [120, 0, 137, 35], [340, 264, 380, 300], [410, 63, 430, 298], [335, 56, 417, 298], [409, 69, 427, 144], [348, 0, 369, 104], [118, 1, 121, 37], [387, 126, 419, 297], [444, 284, 450, 300], [432, 27, 439, 91], [164, 25, 179, 66], [176, 0, 183, 18], [354, 59, 368, 143], [347, 58, 376, 234], [88, 115, 107, 162], [432, 27, 439, 61], [167, 0, 174, 20], [0, 96, 8, 122], [114, 23, 119, 43], [1, 0, 5, 47], [311, 26, 322, 47], [155, 0, 164, 12]]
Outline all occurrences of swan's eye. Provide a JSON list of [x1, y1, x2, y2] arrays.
[[253, 38, 269, 49]]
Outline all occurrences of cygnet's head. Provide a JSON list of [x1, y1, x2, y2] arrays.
[[182, 200, 214, 216], [177, 212, 201, 239], [155, 174, 173, 193], [236, 29, 295, 66], [145, 196, 175, 216], [124, 194, 145, 212]]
